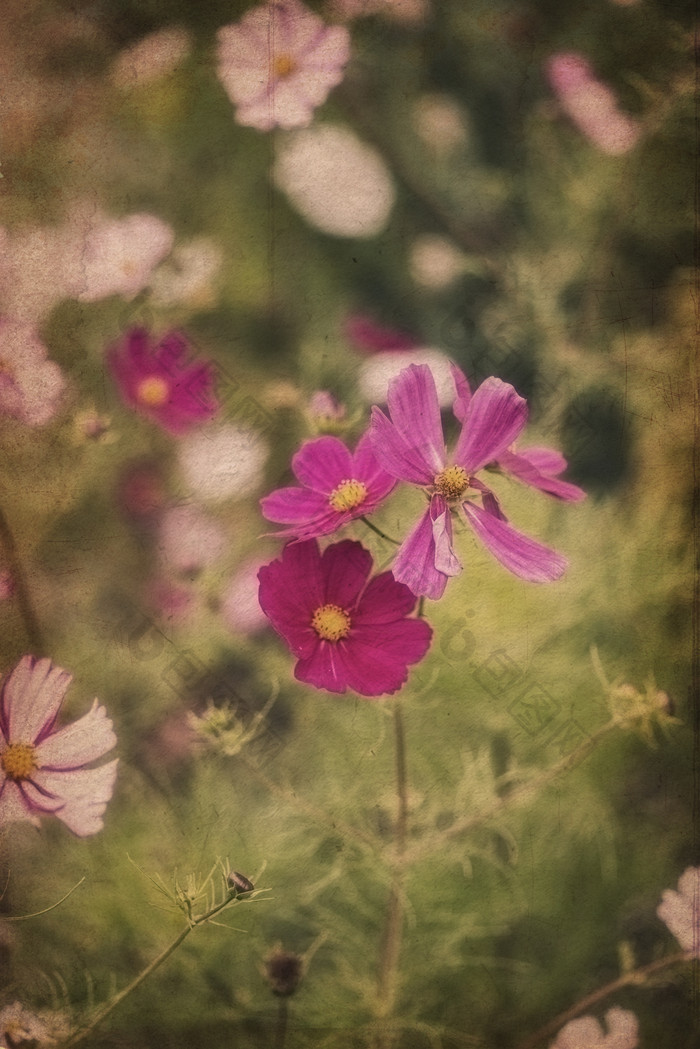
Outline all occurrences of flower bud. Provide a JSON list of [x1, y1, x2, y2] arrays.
[[227, 870, 255, 894]]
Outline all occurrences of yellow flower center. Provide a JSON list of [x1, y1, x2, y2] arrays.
[[328, 478, 368, 513], [1, 742, 38, 781], [136, 376, 170, 408], [311, 604, 351, 642], [274, 53, 297, 78], [433, 465, 470, 500]]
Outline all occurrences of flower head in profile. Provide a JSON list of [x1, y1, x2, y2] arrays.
[[260, 433, 396, 541], [657, 866, 700, 956], [550, 1008, 638, 1049], [0, 656, 118, 837], [369, 363, 580, 599], [217, 0, 351, 132], [0, 320, 65, 428], [108, 328, 218, 435], [258, 539, 432, 696]]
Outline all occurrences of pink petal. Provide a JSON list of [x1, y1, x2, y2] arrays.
[[470, 478, 508, 521], [0, 777, 39, 828], [369, 407, 437, 485], [292, 437, 354, 492], [35, 701, 116, 770], [604, 1008, 638, 1048], [392, 507, 449, 600], [499, 449, 586, 502], [257, 543, 324, 656], [321, 540, 373, 609], [261, 486, 332, 525], [516, 446, 569, 475], [352, 618, 432, 671], [462, 502, 567, 582], [351, 431, 398, 500], [454, 378, 528, 473], [386, 364, 446, 473], [430, 494, 462, 577], [29, 760, 119, 837], [449, 362, 472, 422], [1, 657, 72, 744], [352, 572, 418, 625], [295, 640, 349, 693], [552, 1016, 604, 1049]]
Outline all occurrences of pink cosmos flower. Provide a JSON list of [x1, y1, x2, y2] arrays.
[[260, 433, 396, 540], [0, 656, 118, 837], [369, 363, 574, 599], [257, 539, 432, 696], [657, 866, 700, 956], [550, 1008, 638, 1049], [0, 320, 65, 427], [108, 328, 219, 435], [216, 0, 351, 131], [345, 314, 418, 355], [546, 53, 641, 156]]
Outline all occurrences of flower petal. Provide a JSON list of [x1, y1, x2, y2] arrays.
[[292, 436, 354, 492], [392, 507, 450, 600], [462, 501, 567, 582], [295, 640, 349, 694], [455, 378, 528, 472], [499, 448, 586, 502], [35, 700, 116, 770], [258, 542, 324, 656], [385, 364, 446, 473], [1, 656, 72, 744], [338, 622, 431, 697], [430, 494, 462, 577], [0, 777, 39, 828], [29, 760, 119, 837], [450, 362, 472, 423], [352, 571, 418, 625], [321, 540, 373, 610], [260, 486, 332, 525], [351, 430, 398, 501], [369, 406, 436, 485]]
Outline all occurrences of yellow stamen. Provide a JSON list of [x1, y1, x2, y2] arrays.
[[329, 478, 368, 513], [1, 742, 38, 780], [273, 53, 297, 78], [433, 465, 470, 500], [136, 376, 170, 408], [311, 604, 351, 642]]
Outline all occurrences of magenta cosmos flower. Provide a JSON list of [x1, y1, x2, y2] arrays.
[[260, 433, 396, 540], [216, 0, 351, 131], [0, 656, 118, 836], [108, 328, 219, 435], [258, 539, 432, 696], [369, 363, 578, 599], [657, 866, 700, 957]]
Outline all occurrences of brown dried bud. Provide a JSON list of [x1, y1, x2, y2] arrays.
[[264, 946, 303, 997], [227, 870, 255, 894]]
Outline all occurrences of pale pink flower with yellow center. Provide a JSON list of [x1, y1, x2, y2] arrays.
[[550, 1008, 638, 1049], [0, 320, 65, 427], [0, 656, 118, 837], [657, 866, 700, 956], [108, 328, 218, 435], [217, 0, 351, 131]]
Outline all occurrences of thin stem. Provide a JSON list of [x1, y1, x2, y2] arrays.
[[374, 702, 409, 1044], [0, 505, 44, 654], [274, 999, 288, 1049], [360, 516, 400, 546], [516, 951, 692, 1049]]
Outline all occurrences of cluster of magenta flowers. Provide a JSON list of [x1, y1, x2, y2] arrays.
[[257, 361, 585, 697]]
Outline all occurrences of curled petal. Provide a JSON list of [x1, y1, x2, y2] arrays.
[[430, 494, 462, 577], [462, 501, 567, 582], [455, 378, 528, 472], [392, 507, 450, 600]]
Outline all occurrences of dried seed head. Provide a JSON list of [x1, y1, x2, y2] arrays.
[[264, 947, 303, 997]]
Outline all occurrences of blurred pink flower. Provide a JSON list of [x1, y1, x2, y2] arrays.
[[0, 569, 15, 600], [258, 539, 432, 696], [546, 52, 641, 156], [117, 459, 167, 521], [111, 26, 192, 88], [0, 320, 65, 427], [550, 1008, 638, 1049], [157, 503, 227, 575], [217, 0, 351, 131], [345, 314, 418, 354], [77, 213, 174, 301], [222, 555, 271, 636], [308, 390, 346, 424], [108, 328, 219, 435], [261, 432, 396, 540], [146, 578, 197, 626], [657, 866, 700, 956], [0, 656, 118, 837]]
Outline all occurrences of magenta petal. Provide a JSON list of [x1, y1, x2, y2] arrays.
[[470, 478, 508, 521], [321, 540, 373, 609], [450, 362, 472, 423], [499, 449, 586, 502], [393, 507, 449, 600], [455, 378, 528, 472], [462, 501, 568, 582], [261, 486, 331, 524], [292, 437, 354, 492], [339, 628, 429, 697], [258, 542, 324, 655], [369, 407, 437, 485], [352, 572, 418, 625], [295, 641, 349, 694], [430, 494, 462, 577], [352, 430, 398, 500], [386, 364, 446, 473]]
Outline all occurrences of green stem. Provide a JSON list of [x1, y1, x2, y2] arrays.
[[516, 951, 692, 1049], [0, 505, 44, 654], [360, 517, 400, 546], [274, 999, 288, 1049]]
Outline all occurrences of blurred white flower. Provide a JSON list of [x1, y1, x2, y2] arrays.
[[221, 555, 271, 636], [358, 347, 456, 406], [0, 320, 66, 427], [657, 866, 700, 956], [157, 503, 227, 575], [274, 124, 395, 237], [550, 1008, 638, 1049], [76, 213, 175, 302], [410, 234, 465, 288], [217, 0, 350, 131], [177, 423, 269, 502], [111, 26, 192, 89], [150, 238, 223, 308], [413, 94, 468, 154], [0, 222, 83, 323]]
